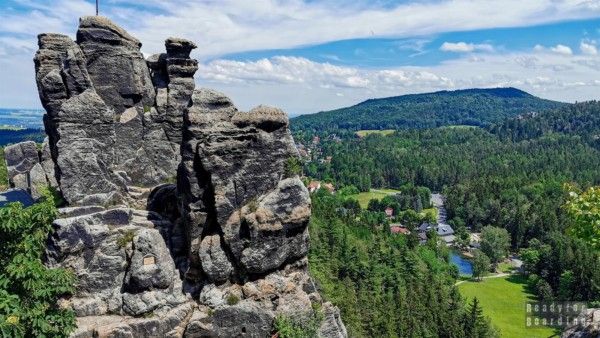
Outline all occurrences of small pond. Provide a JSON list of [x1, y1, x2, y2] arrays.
[[450, 251, 473, 276]]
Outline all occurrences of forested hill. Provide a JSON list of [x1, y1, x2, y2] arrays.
[[490, 100, 600, 147], [291, 87, 566, 132]]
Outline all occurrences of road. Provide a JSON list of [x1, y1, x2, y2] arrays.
[[431, 193, 447, 225], [454, 273, 512, 286]]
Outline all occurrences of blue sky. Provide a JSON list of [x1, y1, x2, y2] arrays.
[[223, 19, 600, 68], [2, 0, 600, 115]]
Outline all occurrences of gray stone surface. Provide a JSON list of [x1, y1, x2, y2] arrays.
[[319, 302, 348, 338], [28, 162, 48, 199], [562, 308, 600, 338], [199, 235, 233, 283], [34, 16, 197, 206], [212, 303, 273, 338], [3, 139, 57, 199], [46, 208, 187, 317], [4, 141, 39, 189], [178, 88, 309, 278], [32, 16, 346, 338]]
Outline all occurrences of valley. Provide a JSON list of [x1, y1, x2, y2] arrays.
[[293, 88, 600, 337]]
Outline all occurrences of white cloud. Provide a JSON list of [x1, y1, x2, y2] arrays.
[[440, 42, 494, 53], [196, 50, 600, 113], [550, 44, 573, 55], [3, 0, 600, 60], [3, 0, 600, 111], [580, 41, 598, 55]]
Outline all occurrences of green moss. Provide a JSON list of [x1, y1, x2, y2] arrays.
[[273, 313, 321, 338], [247, 198, 259, 213], [226, 294, 240, 306], [117, 230, 136, 248]]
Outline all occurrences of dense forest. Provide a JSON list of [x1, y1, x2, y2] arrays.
[[291, 88, 566, 132], [296, 99, 600, 307], [0, 129, 44, 147], [301, 102, 600, 249], [309, 189, 498, 337]]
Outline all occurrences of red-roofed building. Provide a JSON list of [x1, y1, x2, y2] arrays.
[[390, 225, 410, 235]]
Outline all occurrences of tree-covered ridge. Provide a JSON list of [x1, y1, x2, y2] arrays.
[[0, 129, 44, 147], [291, 87, 566, 132], [491, 100, 600, 147]]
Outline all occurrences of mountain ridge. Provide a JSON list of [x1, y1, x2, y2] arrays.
[[291, 87, 567, 132]]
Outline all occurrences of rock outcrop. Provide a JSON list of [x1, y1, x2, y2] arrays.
[[31, 16, 346, 338], [4, 138, 57, 199], [562, 308, 600, 338], [34, 16, 198, 207]]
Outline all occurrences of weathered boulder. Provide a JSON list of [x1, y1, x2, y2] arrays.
[[319, 303, 348, 338], [71, 302, 195, 338], [4, 141, 39, 189], [562, 308, 600, 338], [46, 208, 188, 317], [199, 235, 233, 283], [3, 139, 57, 198]]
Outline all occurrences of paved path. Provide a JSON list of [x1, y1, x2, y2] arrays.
[[430, 193, 447, 224], [454, 273, 511, 286]]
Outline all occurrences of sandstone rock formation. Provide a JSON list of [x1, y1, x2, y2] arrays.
[[34, 16, 198, 207], [562, 308, 600, 338], [32, 16, 346, 338], [4, 138, 57, 199]]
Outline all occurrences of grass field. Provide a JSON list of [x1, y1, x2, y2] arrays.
[[355, 129, 395, 137], [497, 261, 516, 274], [420, 207, 437, 221], [458, 275, 559, 338], [349, 189, 401, 208]]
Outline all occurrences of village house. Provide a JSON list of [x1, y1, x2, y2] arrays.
[[384, 207, 394, 218], [390, 223, 410, 235], [322, 182, 335, 193], [307, 181, 321, 193], [417, 222, 455, 244]]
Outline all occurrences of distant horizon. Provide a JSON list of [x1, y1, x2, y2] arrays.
[[0, 85, 579, 119]]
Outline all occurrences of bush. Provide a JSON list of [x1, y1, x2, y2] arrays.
[[284, 157, 303, 178], [273, 312, 322, 338], [0, 191, 76, 337], [536, 279, 554, 301]]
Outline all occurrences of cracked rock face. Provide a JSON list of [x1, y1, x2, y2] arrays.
[[33, 16, 346, 338], [34, 16, 198, 206]]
